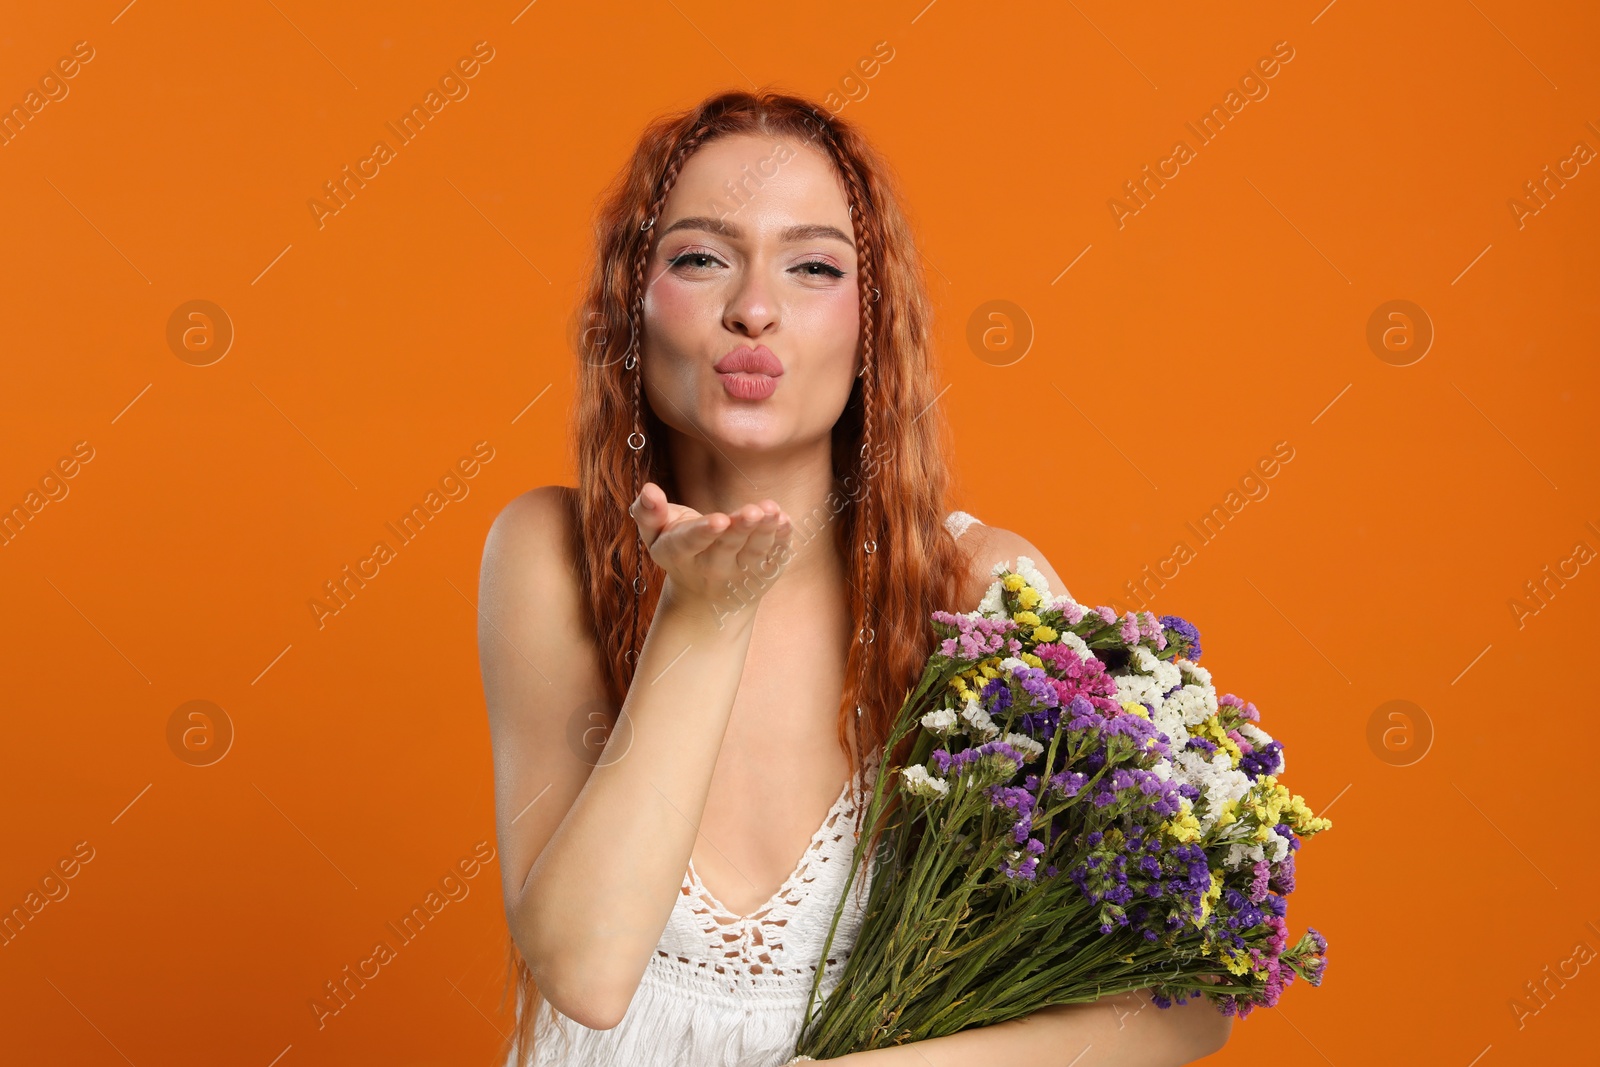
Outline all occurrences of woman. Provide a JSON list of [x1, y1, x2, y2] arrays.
[[478, 89, 1232, 1066]]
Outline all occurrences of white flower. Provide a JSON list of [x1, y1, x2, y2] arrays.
[[976, 579, 1008, 617], [959, 694, 1000, 740], [1114, 672, 1164, 711], [1013, 556, 1054, 600], [1170, 748, 1253, 835], [1267, 833, 1288, 863], [1224, 842, 1264, 870], [1058, 631, 1094, 663], [1166, 683, 1218, 728], [921, 707, 959, 735], [901, 764, 949, 798], [1000, 731, 1044, 762], [1237, 722, 1271, 746]]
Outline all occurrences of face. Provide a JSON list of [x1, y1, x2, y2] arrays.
[[639, 131, 861, 457]]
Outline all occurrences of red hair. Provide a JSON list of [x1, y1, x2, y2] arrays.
[[499, 87, 970, 1064]]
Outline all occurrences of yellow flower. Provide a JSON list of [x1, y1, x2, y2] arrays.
[[1119, 701, 1151, 720], [1018, 587, 1042, 610], [1015, 611, 1041, 627], [1213, 798, 1239, 829], [1162, 801, 1202, 844], [1032, 625, 1058, 642], [1019, 652, 1044, 669], [1197, 869, 1224, 926], [1003, 574, 1027, 592], [1194, 714, 1242, 768], [1288, 794, 1333, 834]]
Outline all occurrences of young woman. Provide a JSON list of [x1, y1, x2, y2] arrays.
[[478, 89, 1232, 1066]]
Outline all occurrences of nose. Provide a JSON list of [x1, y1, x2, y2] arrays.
[[722, 265, 778, 337]]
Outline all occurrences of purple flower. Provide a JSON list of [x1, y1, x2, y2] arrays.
[[1158, 615, 1202, 661]]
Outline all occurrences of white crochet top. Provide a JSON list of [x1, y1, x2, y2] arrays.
[[519, 510, 983, 1067]]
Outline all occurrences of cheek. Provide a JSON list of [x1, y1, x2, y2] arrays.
[[643, 274, 719, 356], [794, 286, 860, 360]]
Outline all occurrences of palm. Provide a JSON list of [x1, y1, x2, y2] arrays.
[[650, 502, 705, 554]]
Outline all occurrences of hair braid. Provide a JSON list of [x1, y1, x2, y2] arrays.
[[803, 108, 886, 811], [620, 117, 719, 684]]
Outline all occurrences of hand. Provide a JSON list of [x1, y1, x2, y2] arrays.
[[629, 481, 794, 623]]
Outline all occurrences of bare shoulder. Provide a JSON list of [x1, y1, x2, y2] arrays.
[[953, 520, 1071, 612], [482, 483, 575, 567], [478, 484, 607, 907]]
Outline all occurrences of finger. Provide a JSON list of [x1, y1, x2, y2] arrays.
[[735, 503, 782, 574], [766, 514, 794, 571], [630, 482, 668, 546], [657, 508, 729, 560], [700, 503, 763, 575]]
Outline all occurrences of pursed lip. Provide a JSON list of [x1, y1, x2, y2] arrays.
[[714, 345, 784, 376]]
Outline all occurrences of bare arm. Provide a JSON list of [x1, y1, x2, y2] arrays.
[[823, 988, 1230, 1065], [479, 482, 790, 1030]]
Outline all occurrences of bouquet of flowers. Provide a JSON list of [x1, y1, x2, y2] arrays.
[[794, 557, 1332, 1056]]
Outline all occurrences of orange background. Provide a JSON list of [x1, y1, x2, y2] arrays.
[[2, 1, 1597, 1064]]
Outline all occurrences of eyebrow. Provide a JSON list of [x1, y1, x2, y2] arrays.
[[657, 215, 855, 247]]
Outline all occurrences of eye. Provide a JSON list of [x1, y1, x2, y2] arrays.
[[666, 250, 725, 272], [792, 259, 847, 279]]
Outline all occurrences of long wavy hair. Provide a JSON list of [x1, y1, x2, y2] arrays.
[[498, 87, 971, 1065]]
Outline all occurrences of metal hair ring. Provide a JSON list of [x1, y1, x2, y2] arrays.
[[623, 351, 638, 371], [859, 626, 875, 645], [641, 215, 656, 231], [863, 539, 876, 554], [627, 431, 645, 450]]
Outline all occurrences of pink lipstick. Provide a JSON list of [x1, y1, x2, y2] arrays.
[[714, 345, 783, 401]]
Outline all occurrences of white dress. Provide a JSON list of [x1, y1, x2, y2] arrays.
[[518, 510, 984, 1067]]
